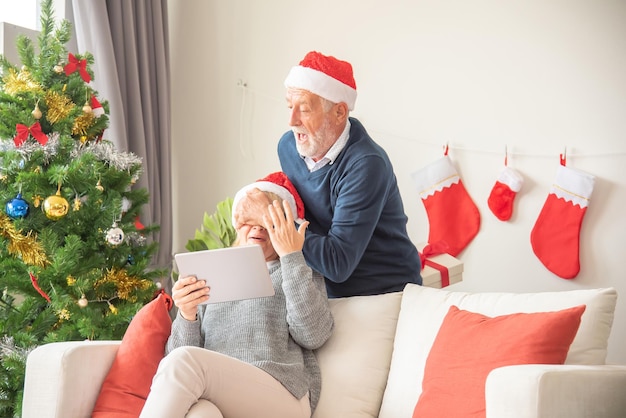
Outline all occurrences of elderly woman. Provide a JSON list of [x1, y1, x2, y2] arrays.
[[140, 172, 334, 418]]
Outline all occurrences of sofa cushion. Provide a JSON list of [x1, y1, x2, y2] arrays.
[[92, 291, 173, 418], [313, 291, 402, 418], [378, 285, 617, 418], [413, 304, 585, 418]]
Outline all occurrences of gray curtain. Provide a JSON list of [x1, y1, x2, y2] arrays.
[[70, 0, 173, 279]]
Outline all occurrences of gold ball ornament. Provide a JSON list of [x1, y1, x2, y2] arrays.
[[32, 103, 42, 119], [78, 295, 88, 308], [53, 64, 64, 73], [43, 192, 69, 220], [82, 101, 92, 113]]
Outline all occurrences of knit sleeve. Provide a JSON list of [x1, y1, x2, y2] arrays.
[[165, 310, 203, 354], [280, 251, 334, 350]]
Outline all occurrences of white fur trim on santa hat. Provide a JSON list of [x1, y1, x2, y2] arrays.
[[232, 181, 303, 226], [284, 66, 357, 110]]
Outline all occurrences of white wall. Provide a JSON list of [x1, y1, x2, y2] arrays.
[[167, 0, 626, 364], [0, 0, 38, 30]]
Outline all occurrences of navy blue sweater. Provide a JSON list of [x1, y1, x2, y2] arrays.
[[278, 117, 422, 298]]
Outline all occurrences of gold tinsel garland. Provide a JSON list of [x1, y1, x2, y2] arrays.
[[1, 68, 42, 95], [95, 267, 152, 303], [72, 112, 95, 137], [45, 90, 74, 124], [0, 213, 49, 267]]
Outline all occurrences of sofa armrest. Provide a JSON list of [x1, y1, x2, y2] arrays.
[[22, 340, 121, 418], [485, 364, 626, 418]]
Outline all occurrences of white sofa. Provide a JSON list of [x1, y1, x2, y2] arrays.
[[22, 284, 626, 417]]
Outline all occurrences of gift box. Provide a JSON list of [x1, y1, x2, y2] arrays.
[[416, 243, 464, 289]]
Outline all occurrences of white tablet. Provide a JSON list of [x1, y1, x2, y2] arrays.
[[174, 245, 275, 304]]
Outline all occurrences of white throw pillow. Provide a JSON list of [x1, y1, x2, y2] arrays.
[[378, 284, 617, 418], [313, 291, 402, 418]]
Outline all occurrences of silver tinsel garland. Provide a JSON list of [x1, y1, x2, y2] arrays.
[[0, 336, 32, 360], [0, 134, 143, 182]]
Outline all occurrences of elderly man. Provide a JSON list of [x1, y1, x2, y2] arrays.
[[235, 51, 421, 298]]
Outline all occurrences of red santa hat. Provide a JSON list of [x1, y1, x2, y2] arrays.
[[232, 172, 305, 225], [284, 51, 357, 110], [91, 95, 105, 117]]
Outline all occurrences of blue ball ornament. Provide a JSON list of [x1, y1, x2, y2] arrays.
[[6, 193, 29, 219]]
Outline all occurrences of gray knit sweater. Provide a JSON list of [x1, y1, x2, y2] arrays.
[[166, 251, 334, 411]]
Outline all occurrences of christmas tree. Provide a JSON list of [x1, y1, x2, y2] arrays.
[[0, 1, 163, 416]]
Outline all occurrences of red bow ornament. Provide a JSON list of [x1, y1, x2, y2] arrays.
[[14, 122, 48, 147], [419, 241, 452, 288], [64, 53, 91, 83]]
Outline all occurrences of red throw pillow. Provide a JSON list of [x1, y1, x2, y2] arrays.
[[92, 291, 173, 418], [413, 304, 586, 418]]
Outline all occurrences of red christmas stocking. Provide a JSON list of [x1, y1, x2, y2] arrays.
[[412, 156, 481, 257], [488, 166, 524, 221], [530, 164, 595, 279]]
